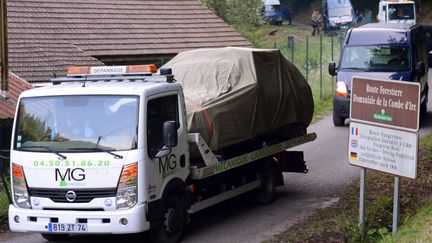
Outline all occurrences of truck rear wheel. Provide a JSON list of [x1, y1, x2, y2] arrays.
[[151, 195, 185, 243], [40, 233, 69, 241], [257, 164, 276, 205]]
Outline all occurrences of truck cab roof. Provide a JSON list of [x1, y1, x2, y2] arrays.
[[19, 79, 181, 98], [356, 23, 414, 30], [347, 23, 416, 45]]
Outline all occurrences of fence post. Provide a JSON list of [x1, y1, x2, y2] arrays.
[[306, 36, 309, 81], [287, 35, 294, 62], [320, 33, 323, 100]]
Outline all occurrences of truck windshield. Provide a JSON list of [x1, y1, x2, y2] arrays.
[[340, 46, 410, 72], [327, 0, 352, 17], [15, 95, 138, 152], [388, 3, 415, 21]]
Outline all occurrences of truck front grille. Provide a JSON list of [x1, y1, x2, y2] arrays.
[[28, 188, 117, 203]]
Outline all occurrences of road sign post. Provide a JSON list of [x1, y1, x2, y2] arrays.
[[349, 77, 420, 236]]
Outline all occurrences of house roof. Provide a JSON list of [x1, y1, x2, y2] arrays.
[[8, 0, 252, 84], [0, 72, 33, 119]]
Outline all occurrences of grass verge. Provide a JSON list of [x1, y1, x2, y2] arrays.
[[268, 133, 432, 243], [380, 204, 432, 243], [0, 189, 10, 230]]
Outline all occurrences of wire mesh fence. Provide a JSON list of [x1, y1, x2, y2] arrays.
[[264, 31, 346, 103], [0, 119, 12, 223], [261, 14, 373, 103]]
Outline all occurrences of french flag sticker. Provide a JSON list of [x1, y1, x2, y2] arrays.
[[351, 127, 358, 136]]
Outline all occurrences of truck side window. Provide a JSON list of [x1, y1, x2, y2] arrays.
[[147, 95, 179, 157]]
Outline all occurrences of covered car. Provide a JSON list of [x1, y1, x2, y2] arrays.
[[162, 47, 314, 151]]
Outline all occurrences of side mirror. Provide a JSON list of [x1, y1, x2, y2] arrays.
[[416, 62, 425, 77], [163, 121, 178, 148], [328, 62, 337, 76]]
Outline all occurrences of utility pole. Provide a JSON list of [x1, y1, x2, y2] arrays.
[[0, 0, 8, 100]]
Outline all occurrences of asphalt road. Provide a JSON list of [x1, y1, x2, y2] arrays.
[[2, 77, 432, 243]]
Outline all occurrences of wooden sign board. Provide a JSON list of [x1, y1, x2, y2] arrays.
[[350, 77, 420, 131]]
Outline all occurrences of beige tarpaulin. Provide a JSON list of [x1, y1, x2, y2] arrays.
[[162, 47, 314, 150]]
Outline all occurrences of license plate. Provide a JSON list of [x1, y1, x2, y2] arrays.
[[48, 223, 88, 232]]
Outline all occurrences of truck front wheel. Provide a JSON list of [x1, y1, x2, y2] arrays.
[[333, 111, 345, 126], [152, 195, 185, 243]]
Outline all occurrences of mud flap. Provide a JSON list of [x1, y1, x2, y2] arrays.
[[274, 151, 308, 173]]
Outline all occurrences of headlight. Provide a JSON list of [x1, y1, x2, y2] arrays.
[[116, 163, 138, 209], [335, 81, 349, 97], [12, 163, 31, 209]]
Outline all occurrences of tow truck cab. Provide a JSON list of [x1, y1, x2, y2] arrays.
[[8, 65, 190, 237], [377, 0, 416, 24]]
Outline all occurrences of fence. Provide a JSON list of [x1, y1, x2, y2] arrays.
[[264, 31, 346, 102], [0, 120, 12, 223], [262, 12, 372, 103]]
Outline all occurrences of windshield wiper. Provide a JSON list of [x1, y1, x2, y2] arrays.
[[69, 147, 123, 159], [21, 145, 67, 160]]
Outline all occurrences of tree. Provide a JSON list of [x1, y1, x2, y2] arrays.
[[201, 0, 265, 28]]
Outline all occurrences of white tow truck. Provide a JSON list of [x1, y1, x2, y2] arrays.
[[377, 0, 416, 24], [8, 65, 316, 242]]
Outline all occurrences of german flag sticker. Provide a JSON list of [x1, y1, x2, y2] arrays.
[[350, 152, 358, 160]]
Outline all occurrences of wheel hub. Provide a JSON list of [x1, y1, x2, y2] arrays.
[[164, 208, 180, 234]]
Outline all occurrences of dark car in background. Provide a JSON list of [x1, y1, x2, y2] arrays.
[[262, 0, 286, 25]]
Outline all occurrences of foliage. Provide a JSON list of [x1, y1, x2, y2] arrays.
[[201, 0, 266, 28], [18, 106, 53, 143], [380, 204, 432, 243]]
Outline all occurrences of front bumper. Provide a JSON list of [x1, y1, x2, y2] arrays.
[[8, 203, 150, 234]]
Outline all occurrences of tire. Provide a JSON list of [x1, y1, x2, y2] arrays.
[[333, 112, 345, 127], [421, 100, 427, 116], [40, 233, 69, 241], [257, 164, 276, 205], [151, 195, 185, 243], [421, 85, 429, 117]]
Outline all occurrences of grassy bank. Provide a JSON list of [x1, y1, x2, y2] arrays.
[[0, 190, 9, 225], [269, 133, 432, 242], [0, 161, 10, 228], [380, 204, 432, 242]]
